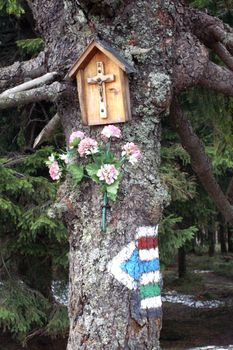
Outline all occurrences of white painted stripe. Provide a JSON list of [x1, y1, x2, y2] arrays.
[[139, 248, 159, 261], [107, 241, 137, 290], [140, 271, 161, 285], [135, 225, 158, 239], [108, 264, 137, 290], [141, 296, 162, 309]]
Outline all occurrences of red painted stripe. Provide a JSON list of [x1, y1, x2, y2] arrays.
[[137, 237, 158, 250]]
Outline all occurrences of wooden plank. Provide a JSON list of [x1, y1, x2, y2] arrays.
[[95, 40, 137, 74], [68, 42, 97, 78], [118, 69, 131, 122], [67, 40, 137, 79], [76, 70, 88, 125], [124, 72, 132, 121], [95, 42, 126, 72]]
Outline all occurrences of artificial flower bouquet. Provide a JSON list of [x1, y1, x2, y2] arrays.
[[46, 125, 141, 231]]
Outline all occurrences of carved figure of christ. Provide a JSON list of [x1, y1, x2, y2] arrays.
[[87, 62, 115, 119]]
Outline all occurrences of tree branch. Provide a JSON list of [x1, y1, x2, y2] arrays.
[[33, 113, 61, 148], [208, 26, 233, 56], [0, 52, 45, 93], [0, 72, 58, 97], [199, 61, 233, 96], [170, 98, 233, 225], [0, 82, 66, 110], [210, 42, 233, 71], [3, 155, 28, 167], [189, 9, 233, 55]]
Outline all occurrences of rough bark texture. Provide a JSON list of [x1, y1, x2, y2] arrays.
[[1, 0, 233, 349], [0, 52, 46, 92], [0, 82, 66, 109]]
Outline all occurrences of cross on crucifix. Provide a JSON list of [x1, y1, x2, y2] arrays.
[[87, 62, 115, 119]]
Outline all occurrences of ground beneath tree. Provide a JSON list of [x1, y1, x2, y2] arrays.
[[160, 254, 233, 349], [0, 334, 67, 350], [1, 254, 233, 350]]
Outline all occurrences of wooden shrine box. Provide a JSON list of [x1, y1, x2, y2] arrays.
[[67, 40, 136, 126]]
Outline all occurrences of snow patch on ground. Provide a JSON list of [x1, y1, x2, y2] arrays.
[[193, 270, 213, 274], [162, 290, 224, 309], [52, 280, 68, 306]]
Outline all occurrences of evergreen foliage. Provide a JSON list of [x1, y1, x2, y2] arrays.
[[16, 38, 44, 56], [0, 147, 69, 342], [0, 0, 24, 17], [0, 280, 69, 344], [160, 215, 197, 265]]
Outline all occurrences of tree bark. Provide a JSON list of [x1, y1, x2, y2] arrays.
[[218, 215, 228, 254], [227, 226, 233, 253], [0, 52, 45, 92], [0, 82, 65, 110], [208, 227, 215, 257]]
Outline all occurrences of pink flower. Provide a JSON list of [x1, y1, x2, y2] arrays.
[[69, 131, 85, 147], [49, 161, 61, 180], [101, 125, 121, 139], [97, 164, 119, 185], [78, 138, 98, 157], [121, 142, 141, 164]]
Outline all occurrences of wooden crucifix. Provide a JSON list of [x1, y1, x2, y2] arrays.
[[87, 62, 114, 119]]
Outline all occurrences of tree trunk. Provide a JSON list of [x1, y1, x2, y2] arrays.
[[218, 215, 227, 254], [228, 226, 233, 253], [208, 226, 215, 257], [178, 247, 186, 278], [2, 0, 233, 348], [42, 1, 176, 348]]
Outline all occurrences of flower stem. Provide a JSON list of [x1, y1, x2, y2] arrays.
[[101, 191, 108, 232], [106, 139, 111, 159]]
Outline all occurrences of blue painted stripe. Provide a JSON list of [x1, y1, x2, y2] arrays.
[[120, 249, 160, 281]]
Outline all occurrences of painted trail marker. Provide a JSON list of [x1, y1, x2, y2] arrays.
[[108, 226, 162, 316]]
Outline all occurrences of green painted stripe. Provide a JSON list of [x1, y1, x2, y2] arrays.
[[140, 283, 161, 299]]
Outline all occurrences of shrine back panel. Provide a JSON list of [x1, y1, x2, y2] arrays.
[[76, 50, 131, 126]]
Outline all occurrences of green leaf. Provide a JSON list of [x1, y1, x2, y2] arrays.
[[85, 163, 100, 183], [69, 138, 81, 149], [106, 179, 120, 201], [67, 164, 84, 184]]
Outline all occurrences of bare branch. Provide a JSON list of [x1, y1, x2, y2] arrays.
[[199, 61, 233, 97], [0, 52, 45, 92], [3, 155, 28, 167], [1, 72, 58, 98], [170, 98, 233, 225], [210, 42, 233, 71], [189, 9, 233, 55], [33, 113, 61, 148], [0, 82, 66, 110], [209, 26, 233, 56]]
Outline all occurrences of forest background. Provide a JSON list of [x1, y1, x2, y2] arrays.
[[0, 0, 233, 346]]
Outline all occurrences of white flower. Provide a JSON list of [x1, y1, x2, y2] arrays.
[[45, 153, 56, 166]]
